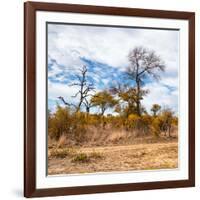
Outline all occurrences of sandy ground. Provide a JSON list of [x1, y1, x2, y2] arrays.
[[48, 141, 178, 175]]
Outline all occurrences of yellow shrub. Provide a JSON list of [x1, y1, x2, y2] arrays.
[[128, 114, 140, 121], [126, 114, 140, 130], [48, 106, 71, 140], [151, 117, 161, 137], [172, 116, 178, 126]]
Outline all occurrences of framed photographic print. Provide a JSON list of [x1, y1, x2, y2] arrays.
[[24, 1, 195, 197]]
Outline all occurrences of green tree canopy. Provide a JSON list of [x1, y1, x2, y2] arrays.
[[151, 104, 161, 116], [91, 91, 118, 115]]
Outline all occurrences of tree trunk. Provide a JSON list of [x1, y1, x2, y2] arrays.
[[76, 97, 82, 112], [86, 107, 90, 113], [136, 78, 141, 116], [101, 107, 106, 116], [135, 59, 141, 116], [168, 125, 171, 137]]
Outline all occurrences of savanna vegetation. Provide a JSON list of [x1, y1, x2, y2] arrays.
[[48, 46, 178, 175]]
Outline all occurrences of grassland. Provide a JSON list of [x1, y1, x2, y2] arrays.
[[48, 135, 178, 175]]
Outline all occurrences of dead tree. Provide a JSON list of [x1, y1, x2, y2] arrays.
[[58, 65, 94, 112], [83, 97, 93, 113], [70, 65, 95, 112], [57, 96, 76, 108]]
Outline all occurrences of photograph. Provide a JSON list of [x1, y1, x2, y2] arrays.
[[47, 23, 179, 175], [23, 1, 195, 197]]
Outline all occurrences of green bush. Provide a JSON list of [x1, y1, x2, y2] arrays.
[[50, 148, 69, 158], [72, 153, 90, 163]]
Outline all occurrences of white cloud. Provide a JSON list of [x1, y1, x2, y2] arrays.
[[48, 24, 179, 71], [143, 82, 178, 113], [48, 24, 179, 113], [160, 76, 178, 88], [48, 81, 80, 104], [48, 81, 98, 110]]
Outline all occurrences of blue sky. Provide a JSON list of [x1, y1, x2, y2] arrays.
[[48, 23, 179, 115]]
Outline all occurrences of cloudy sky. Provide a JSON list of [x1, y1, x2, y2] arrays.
[[48, 23, 179, 115]]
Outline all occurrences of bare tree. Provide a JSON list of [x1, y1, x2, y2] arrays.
[[58, 65, 95, 112], [58, 96, 71, 106], [83, 98, 93, 113], [127, 46, 165, 116], [57, 96, 77, 109], [71, 65, 94, 112]]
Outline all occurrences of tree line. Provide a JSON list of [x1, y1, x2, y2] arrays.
[[58, 46, 166, 116], [48, 46, 177, 142]]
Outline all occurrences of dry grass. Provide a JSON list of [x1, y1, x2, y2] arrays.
[[48, 129, 178, 175], [50, 126, 178, 148], [49, 147, 77, 158], [57, 135, 67, 148], [49, 148, 69, 158], [90, 151, 104, 159], [107, 130, 131, 142], [48, 139, 178, 175]]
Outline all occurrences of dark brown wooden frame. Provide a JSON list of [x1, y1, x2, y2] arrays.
[[24, 1, 195, 198]]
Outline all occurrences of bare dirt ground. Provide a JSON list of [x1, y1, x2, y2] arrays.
[[48, 140, 178, 175]]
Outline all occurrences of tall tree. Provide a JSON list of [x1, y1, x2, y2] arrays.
[[126, 46, 165, 116], [91, 90, 118, 116], [58, 65, 95, 112]]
